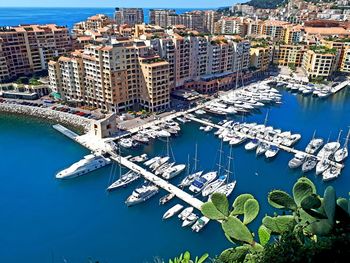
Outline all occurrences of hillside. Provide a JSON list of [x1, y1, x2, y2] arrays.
[[245, 0, 287, 9]]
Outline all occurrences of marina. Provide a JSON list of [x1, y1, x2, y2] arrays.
[[1, 80, 350, 262]]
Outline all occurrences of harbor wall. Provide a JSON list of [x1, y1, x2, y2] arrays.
[[0, 103, 91, 133]]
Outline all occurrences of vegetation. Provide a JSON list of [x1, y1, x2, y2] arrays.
[[245, 0, 287, 9], [168, 251, 209, 263], [190, 177, 350, 263], [309, 45, 337, 55]]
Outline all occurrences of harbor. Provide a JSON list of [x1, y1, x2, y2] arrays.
[[1, 80, 350, 262]]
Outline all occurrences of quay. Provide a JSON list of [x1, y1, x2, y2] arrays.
[[185, 115, 345, 170], [53, 124, 78, 140]]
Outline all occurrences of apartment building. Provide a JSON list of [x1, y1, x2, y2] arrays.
[[302, 46, 337, 79], [149, 9, 176, 28], [48, 39, 170, 112], [273, 45, 306, 67], [261, 21, 290, 41], [114, 8, 144, 26], [321, 39, 350, 68], [340, 45, 350, 72], [283, 25, 304, 44], [0, 24, 71, 82], [215, 17, 242, 35], [204, 11, 221, 34], [250, 46, 271, 72], [73, 14, 114, 36]]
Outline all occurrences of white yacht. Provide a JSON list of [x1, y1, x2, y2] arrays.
[[178, 207, 194, 220], [195, 109, 206, 115], [302, 157, 318, 173], [155, 162, 175, 176], [316, 160, 331, 175], [265, 145, 280, 159], [150, 156, 170, 170], [213, 181, 236, 197], [305, 138, 324, 154], [130, 154, 148, 163], [56, 153, 111, 179], [323, 166, 342, 181], [182, 213, 199, 227], [119, 138, 133, 148], [229, 134, 247, 146], [125, 184, 159, 206], [107, 171, 141, 191], [162, 204, 184, 220], [144, 156, 161, 167], [178, 171, 203, 188], [245, 139, 260, 151], [192, 216, 210, 232], [189, 172, 217, 193], [334, 148, 348, 162], [162, 164, 186, 180], [288, 153, 307, 169], [202, 174, 227, 197], [256, 143, 269, 156], [317, 142, 341, 159]]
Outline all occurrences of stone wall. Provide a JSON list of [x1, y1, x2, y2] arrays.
[[0, 103, 91, 132]]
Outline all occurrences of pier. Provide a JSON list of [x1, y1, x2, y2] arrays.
[[108, 152, 204, 210], [53, 124, 78, 139], [186, 115, 344, 169]]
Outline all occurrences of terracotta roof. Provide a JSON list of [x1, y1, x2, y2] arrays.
[[304, 27, 350, 35]]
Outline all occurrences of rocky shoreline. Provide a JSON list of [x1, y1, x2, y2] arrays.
[[0, 103, 91, 133]]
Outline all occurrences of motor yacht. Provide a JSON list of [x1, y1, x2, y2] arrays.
[[163, 204, 183, 220]]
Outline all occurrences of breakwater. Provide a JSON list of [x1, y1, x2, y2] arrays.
[[0, 103, 91, 132]]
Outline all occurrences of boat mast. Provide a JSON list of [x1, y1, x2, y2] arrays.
[[218, 140, 224, 176], [187, 154, 190, 176], [193, 143, 198, 172], [337, 129, 343, 143], [344, 127, 350, 148], [119, 146, 122, 179], [225, 145, 233, 182]]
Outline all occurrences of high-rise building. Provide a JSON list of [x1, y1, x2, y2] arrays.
[[48, 39, 170, 112], [204, 10, 221, 34], [114, 8, 144, 26], [149, 9, 176, 28], [0, 24, 71, 82]]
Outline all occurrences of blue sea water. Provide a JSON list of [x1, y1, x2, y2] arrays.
[[1, 88, 350, 262], [0, 7, 202, 28]]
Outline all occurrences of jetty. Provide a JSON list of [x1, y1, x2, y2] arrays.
[[53, 124, 78, 139], [186, 115, 344, 170]]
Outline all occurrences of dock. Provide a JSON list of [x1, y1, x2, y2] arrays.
[[108, 152, 204, 210], [186, 115, 344, 169], [53, 124, 78, 140]]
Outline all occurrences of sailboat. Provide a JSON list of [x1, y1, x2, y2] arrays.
[[334, 128, 350, 162], [209, 145, 236, 199], [202, 141, 227, 197], [178, 144, 203, 188], [107, 148, 141, 191]]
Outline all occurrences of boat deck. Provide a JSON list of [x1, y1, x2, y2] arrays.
[[186, 116, 344, 169]]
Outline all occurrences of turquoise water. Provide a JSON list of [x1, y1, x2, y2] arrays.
[[1, 88, 350, 262], [0, 7, 202, 28]]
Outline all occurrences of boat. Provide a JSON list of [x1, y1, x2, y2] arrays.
[[202, 174, 227, 197], [213, 181, 236, 197], [265, 145, 280, 158], [204, 126, 213, 132], [144, 156, 161, 167], [192, 216, 210, 232], [195, 109, 206, 115], [107, 171, 141, 191], [132, 134, 149, 144], [119, 138, 133, 148], [229, 134, 247, 145], [182, 213, 199, 227], [163, 204, 183, 220], [125, 184, 159, 206], [178, 207, 194, 220], [317, 142, 341, 159], [162, 164, 186, 179], [159, 193, 176, 205], [178, 171, 203, 188], [305, 138, 324, 154], [154, 162, 175, 175], [334, 129, 349, 162], [176, 117, 188, 123], [288, 153, 307, 169], [150, 156, 170, 171], [130, 154, 148, 163], [316, 160, 330, 175], [323, 166, 342, 181], [302, 157, 318, 173], [56, 153, 111, 179], [256, 143, 269, 156], [189, 172, 218, 193], [156, 130, 171, 138]]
